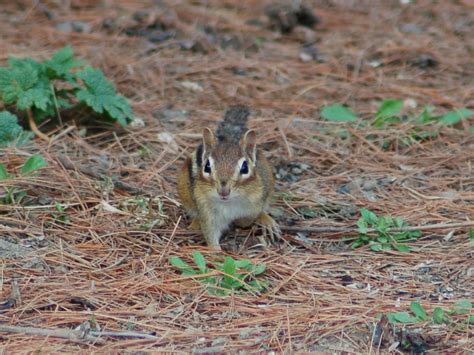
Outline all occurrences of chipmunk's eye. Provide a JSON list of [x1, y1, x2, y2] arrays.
[[240, 160, 249, 175], [204, 159, 211, 174]]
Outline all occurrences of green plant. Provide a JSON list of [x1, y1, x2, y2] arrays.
[[349, 208, 421, 252], [52, 201, 70, 224], [0, 111, 32, 147], [170, 251, 268, 296], [0, 154, 47, 204], [321, 104, 358, 122], [318, 100, 474, 148], [0, 46, 134, 143], [373, 99, 403, 127], [388, 300, 473, 325]]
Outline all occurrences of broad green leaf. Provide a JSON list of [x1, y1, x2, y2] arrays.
[[254, 263, 266, 275], [361, 208, 378, 225], [0, 111, 24, 147], [433, 307, 446, 324], [410, 302, 428, 321], [321, 104, 358, 122], [439, 108, 473, 126], [170, 256, 192, 271], [356, 218, 368, 234], [390, 311, 420, 323], [377, 216, 386, 231], [393, 244, 411, 252], [351, 239, 364, 249], [76, 67, 133, 126], [376, 236, 388, 243], [369, 242, 382, 252], [376, 99, 403, 119], [21, 155, 47, 175], [192, 251, 207, 273], [0, 162, 8, 180], [235, 259, 253, 270], [394, 217, 404, 228], [451, 299, 472, 315], [45, 46, 83, 81], [469, 315, 474, 324], [222, 256, 236, 288]]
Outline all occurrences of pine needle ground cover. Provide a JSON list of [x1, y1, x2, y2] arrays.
[[0, 1, 472, 352]]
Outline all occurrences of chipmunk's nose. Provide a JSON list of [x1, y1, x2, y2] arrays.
[[218, 181, 231, 199]]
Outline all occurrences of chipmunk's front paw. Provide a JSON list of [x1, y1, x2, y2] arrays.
[[187, 218, 201, 230], [255, 212, 281, 245]]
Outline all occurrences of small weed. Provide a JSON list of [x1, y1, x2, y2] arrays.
[[120, 196, 167, 229], [321, 104, 358, 122], [170, 251, 268, 296], [348, 208, 421, 252], [0, 46, 134, 144], [0, 154, 48, 204], [318, 99, 474, 148], [387, 300, 473, 326], [52, 201, 70, 224], [0, 111, 33, 147]]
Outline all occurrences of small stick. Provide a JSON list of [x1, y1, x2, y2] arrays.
[[89, 330, 158, 340], [0, 324, 105, 344], [27, 108, 50, 142]]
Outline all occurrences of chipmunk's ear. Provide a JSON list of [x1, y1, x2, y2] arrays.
[[202, 128, 216, 150], [242, 129, 257, 162]]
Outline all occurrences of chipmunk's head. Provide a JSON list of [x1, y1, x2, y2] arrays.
[[196, 127, 257, 201]]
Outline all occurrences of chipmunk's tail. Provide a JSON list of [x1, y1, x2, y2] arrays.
[[216, 105, 251, 142]]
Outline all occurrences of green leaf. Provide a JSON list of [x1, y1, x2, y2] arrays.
[[21, 155, 47, 175], [469, 315, 474, 324], [0, 163, 8, 180], [376, 99, 403, 119], [170, 256, 192, 271], [468, 228, 474, 242], [377, 216, 386, 231], [0, 111, 32, 147], [351, 239, 364, 249], [369, 242, 382, 252], [361, 208, 378, 225], [376, 236, 388, 243], [192, 251, 207, 273], [439, 108, 473, 126], [45, 46, 83, 81], [451, 300, 472, 315], [410, 302, 428, 321], [0, 57, 53, 111], [76, 67, 133, 126], [393, 244, 411, 252], [389, 311, 420, 324], [356, 218, 368, 234], [235, 259, 253, 270], [321, 104, 358, 122], [433, 307, 446, 324], [394, 217, 404, 228], [222, 256, 237, 288], [254, 263, 266, 275]]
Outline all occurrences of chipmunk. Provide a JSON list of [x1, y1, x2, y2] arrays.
[[177, 106, 280, 250]]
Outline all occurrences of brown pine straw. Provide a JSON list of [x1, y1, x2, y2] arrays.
[[0, 0, 473, 352]]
